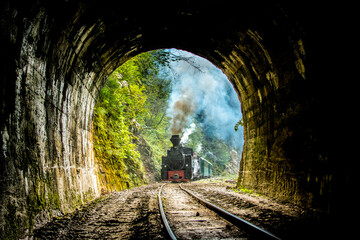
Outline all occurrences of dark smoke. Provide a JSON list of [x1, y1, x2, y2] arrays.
[[170, 96, 197, 134]]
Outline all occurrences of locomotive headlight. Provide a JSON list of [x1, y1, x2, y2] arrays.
[[185, 164, 188, 167]]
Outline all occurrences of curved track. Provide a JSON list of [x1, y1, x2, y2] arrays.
[[158, 183, 177, 240], [158, 183, 281, 240]]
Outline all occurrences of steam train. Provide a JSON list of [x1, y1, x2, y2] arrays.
[[161, 135, 213, 182]]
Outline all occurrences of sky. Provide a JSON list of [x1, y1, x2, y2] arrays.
[[165, 49, 244, 151]]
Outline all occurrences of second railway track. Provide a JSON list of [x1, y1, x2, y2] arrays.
[[158, 183, 281, 240]]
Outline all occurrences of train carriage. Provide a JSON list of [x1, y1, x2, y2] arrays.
[[200, 158, 213, 178]]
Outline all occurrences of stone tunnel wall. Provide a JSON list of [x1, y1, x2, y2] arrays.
[[0, 6, 103, 238], [0, 1, 347, 238], [215, 29, 327, 207]]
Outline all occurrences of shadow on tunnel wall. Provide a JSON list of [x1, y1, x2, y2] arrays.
[[0, 0, 354, 238]]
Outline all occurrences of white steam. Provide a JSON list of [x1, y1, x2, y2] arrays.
[[181, 123, 196, 144]]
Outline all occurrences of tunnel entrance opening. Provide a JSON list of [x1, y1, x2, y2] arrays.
[[94, 48, 245, 191]]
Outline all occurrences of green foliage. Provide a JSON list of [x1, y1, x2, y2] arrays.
[[232, 185, 259, 196], [137, 51, 173, 180], [234, 118, 243, 131], [93, 50, 171, 190]]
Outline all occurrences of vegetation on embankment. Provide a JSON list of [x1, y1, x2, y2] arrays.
[[93, 50, 172, 191]]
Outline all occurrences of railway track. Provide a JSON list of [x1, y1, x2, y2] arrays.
[[158, 183, 281, 240]]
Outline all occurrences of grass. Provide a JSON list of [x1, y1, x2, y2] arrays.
[[232, 186, 253, 194]]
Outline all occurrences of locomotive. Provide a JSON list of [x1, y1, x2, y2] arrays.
[[161, 135, 213, 182]]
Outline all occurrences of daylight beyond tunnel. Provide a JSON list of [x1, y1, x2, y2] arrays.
[[0, 1, 350, 238]]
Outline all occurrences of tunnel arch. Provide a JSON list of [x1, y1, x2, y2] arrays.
[[0, 1, 343, 238]]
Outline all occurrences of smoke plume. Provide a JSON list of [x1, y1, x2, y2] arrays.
[[166, 49, 244, 150], [169, 92, 197, 135]]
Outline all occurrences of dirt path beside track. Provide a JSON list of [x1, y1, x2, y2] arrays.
[[34, 184, 166, 239]]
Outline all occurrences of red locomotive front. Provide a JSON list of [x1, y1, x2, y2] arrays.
[[164, 170, 190, 182]]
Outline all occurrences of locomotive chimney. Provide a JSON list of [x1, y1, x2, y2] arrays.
[[170, 135, 181, 147]]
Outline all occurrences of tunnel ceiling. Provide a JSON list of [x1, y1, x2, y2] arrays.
[[0, 1, 350, 238], [32, 0, 308, 97]]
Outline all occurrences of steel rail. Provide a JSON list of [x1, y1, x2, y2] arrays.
[[158, 183, 177, 240], [179, 184, 281, 240]]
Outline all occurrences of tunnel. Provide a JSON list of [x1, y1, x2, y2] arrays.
[[0, 0, 353, 238]]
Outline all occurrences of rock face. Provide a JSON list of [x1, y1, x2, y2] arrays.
[[0, 1, 350, 238], [225, 150, 240, 175]]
